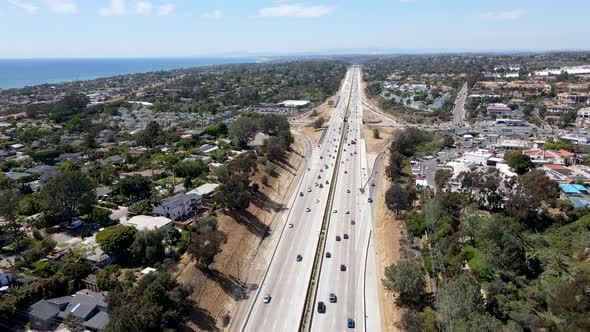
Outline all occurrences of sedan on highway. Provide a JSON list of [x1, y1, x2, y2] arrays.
[[263, 294, 271, 303], [317, 301, 326, 313], [343, 234, 349, 239], [329, 293, 337, 303], [305, 208, 311, 212], [340, 264, 347, 271], [296, 254, 303, 262], [347, 319, 355, 328], [325, 252, 331, 258]]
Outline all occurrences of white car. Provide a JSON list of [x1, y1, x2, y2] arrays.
[[288, 223, 294, 228], [263, 294, 271, 303], [345, 210, 350, 214], [332, 209, 338, 213], [315, 199, 320, 203], [306, 208, 311, 212]]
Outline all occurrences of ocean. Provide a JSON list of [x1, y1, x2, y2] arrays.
[[0, 57, 260, 90]]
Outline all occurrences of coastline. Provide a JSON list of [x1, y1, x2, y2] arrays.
[[0, 57, 264, 90]]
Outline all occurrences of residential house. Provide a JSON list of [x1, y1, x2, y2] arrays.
[[123, 215, 173, 230], [198, 144, 219, 156], [28, 289, 109, 331], [152, 192, 202, 220], [188, 183, 220, 199]]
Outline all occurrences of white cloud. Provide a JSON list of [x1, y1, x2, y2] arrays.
[[156, 3, 174, 16], [7, 0, 39, 14], [135, 1, 152, 15], [43, 0, 79, 14], [99, 0, 126, 16], [258, 3, 333, 18], [203, 9, 223, 19], [480, 10, 523, 20]]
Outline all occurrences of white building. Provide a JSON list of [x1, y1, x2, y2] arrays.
[[279, 100, 310, 108], [123, 215, 173, 230], [152, 193, 202, 220], [188, 183, 220, 198], [463, 149, 494, 166]]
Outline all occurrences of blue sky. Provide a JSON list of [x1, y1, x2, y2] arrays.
[[0, 0, 589, 58]]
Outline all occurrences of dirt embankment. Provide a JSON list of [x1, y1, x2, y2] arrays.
[[372, 155, 405, 332], [294, 96, 336, 145], [174, 133, 308, 332]]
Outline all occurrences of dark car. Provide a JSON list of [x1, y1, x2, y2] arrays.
[[317, 301, 326, 313], [329, 293, 337, 303], [340, 264, 347, 271], [336, 235, 341, 241], [325, 252, 331, 258], [343, 234, 349, 239], [296, 254, 302, 262]]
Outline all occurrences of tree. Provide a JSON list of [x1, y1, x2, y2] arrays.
[[117, 174, 151, 198], [216, 173, 251, 211], [436, 273, 487, 329], [312, 117, 325, 129], [0, 188, 23, 244], [435, 169, 452, 191], [187, 230, 226, 268], [373, 128, 380, 139], [506, 169, 560, 227], [92, 207, 112, 227], [229, 116, 258, 148], [136, 121, 162, 147], [385, 183, 415, 213], [97, 265, 121, 291], [504, 150, 533, 175], [173, 160, 206, 179], [96, 225, 137, 256], [128, 200, 153, 215], [40, 170, 96, 222], [383, 259, 426, 307], [265, 136, 286, 161], [387, 151, 404, 179], [105, 272, 191, 332], [131, 229, 164, 265], [63, 314, 85, 332]]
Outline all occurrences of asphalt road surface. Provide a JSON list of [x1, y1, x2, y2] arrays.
[[310, 66, 381, 332], [452, 83, 468, 127], [240, 68, 355, 332]]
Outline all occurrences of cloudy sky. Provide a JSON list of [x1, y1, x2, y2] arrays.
[[1, 0, 589, 58]]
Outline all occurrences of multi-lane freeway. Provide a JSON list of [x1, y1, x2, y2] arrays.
[[239, 66, 381, 332]]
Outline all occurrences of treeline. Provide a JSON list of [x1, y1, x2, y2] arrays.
[[157, 60, 348, 107], [382, 130, 590, 331]]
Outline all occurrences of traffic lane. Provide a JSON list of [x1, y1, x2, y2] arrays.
[[248, 171, 328, 332], [245, 112, 345, 331]]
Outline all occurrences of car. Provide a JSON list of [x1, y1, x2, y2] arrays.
[[332, 209, 338, 213], [319, 184, 324, 188], [368, 198, 373, 203], [340, 264, 347, 271], [263, 294, 271, 303], [299, 192, 304, 197], [307, 168, 311, 171], [343, 234, 349, 239], [307, 187, 312, 192], [344, 170, 347, 174], [345, 210, 350, 214], [371, 183, 375, 187], [346, 189, 351, 193], [325, 252, 331, 258], [350, 220, 355, 225], [336, 235, 341, 241], [315, 199, 320, 203], [318, 175, 322, 179], [329, 293, 337, 303], [305, 208, 311, 212], [317, 301, 326, 313], [320, 156, 323, 159], [296, 254, 303, 262], [288, 223, 294, 228], [347, 318, 355, 328]]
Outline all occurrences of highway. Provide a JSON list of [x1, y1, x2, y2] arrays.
[[451, 83, 468, 127], [309, 66, 381, 332], [240, 68, 355, 332]]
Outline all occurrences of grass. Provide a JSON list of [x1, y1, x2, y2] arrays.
[[463, 245, 485, 272], [155, 176, 184, 186], [57, 243, 70, 248]]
